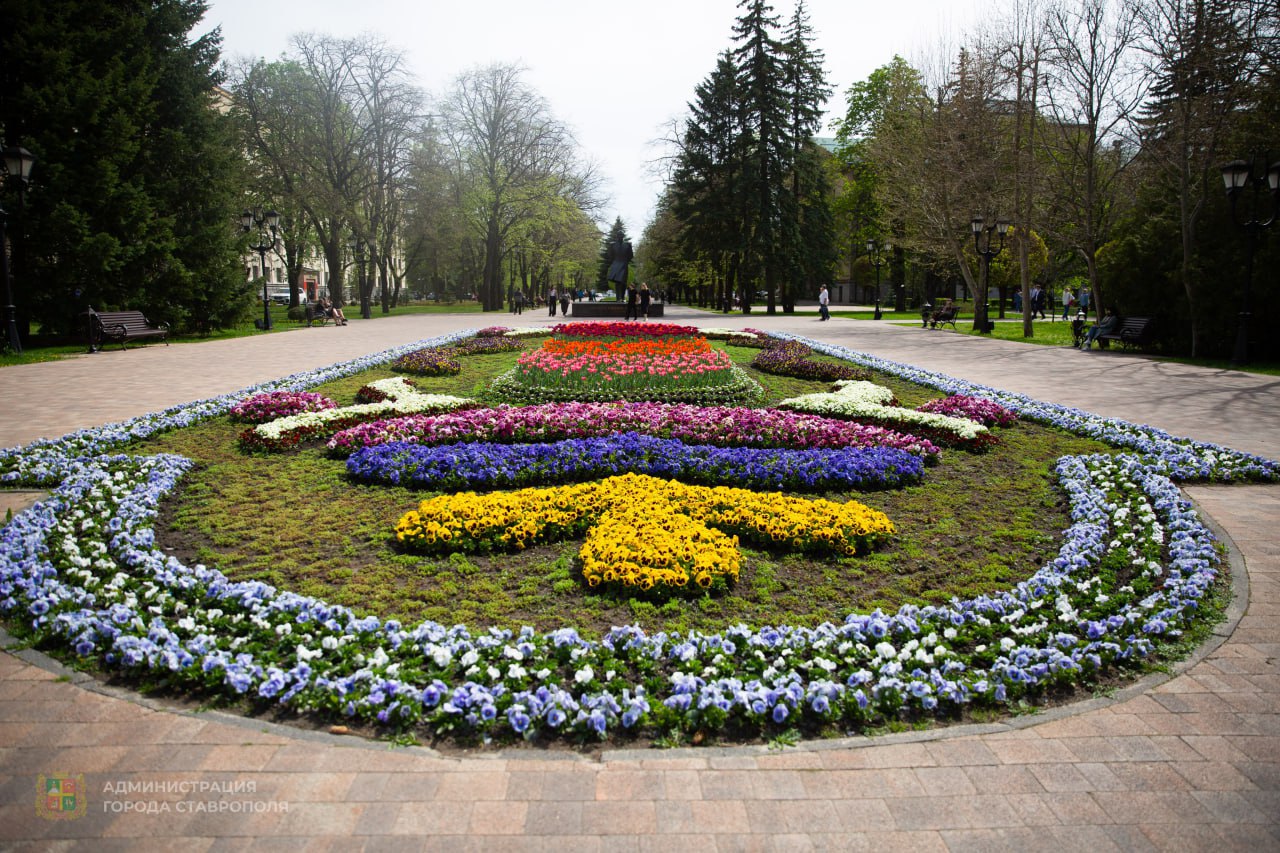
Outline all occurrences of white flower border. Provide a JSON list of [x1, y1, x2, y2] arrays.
[[0, 330, 1275, 743]]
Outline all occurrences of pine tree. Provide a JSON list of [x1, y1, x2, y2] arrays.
[[0, 0, 247, 335], [779, 0, 835, 311], [670, 52, 745, 310], [731, 0, 789, 312]]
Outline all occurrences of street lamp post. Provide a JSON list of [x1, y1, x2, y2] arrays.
[[970, 214, 1010, 334], [241, 209, 280, 331], [1221, 156, 1280, 365], [866, 240, 887, 320], [2, 146, 36, 355]]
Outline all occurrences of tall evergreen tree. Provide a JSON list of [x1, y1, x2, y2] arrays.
[[670, 52, 746, 310], [780, 0, 836, 311], [731, 0, 790, 312], [0, 0, 247, 335]]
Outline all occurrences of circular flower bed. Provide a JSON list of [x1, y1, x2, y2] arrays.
[[1, 328, 1276, 745]]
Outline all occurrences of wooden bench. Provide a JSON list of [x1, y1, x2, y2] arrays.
[[86, 308, 169, 352], [1096, 316, 1156, 350]]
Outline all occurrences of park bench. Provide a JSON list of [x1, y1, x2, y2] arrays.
[[85, 308, 169, 353], [1096, 316, 1156, 350], [304, 302, 332, 327], [929, 307, 959, 330], [922, 305, 959, 330]]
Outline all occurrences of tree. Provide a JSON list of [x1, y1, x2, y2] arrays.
[[440, 63, 600, 312], [833, 57, 921, 308], [1134, 0, 1266, 356], [870, 45, 1009, 328], [731, 0, 790, 312], [1041, 0, 1144, 328], [670, 52, 746, 311], [0, 0, 247, 335], [779, 0, 836, 311], [231, 34, 424, 317], [993, 0, 1048, 334]]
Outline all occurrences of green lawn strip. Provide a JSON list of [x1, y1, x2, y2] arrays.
[[134, 340, 1111, 639]]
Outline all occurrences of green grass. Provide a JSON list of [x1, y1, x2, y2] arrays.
[[0, 300, 486, 367], [133, 340, 1112, 639]]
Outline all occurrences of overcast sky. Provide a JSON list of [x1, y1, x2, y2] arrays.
[[198, 0, 984, 237]]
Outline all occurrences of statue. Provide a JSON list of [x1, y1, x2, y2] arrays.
[[606, 239, 633, 301]]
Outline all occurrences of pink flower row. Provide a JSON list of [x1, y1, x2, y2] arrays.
[[325, 401, 942, 462], [515, 349, 734, 384]]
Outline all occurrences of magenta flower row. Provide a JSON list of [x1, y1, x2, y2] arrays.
[[325, 401, 942, 462]]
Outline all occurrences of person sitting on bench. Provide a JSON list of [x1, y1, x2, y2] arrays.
[[930, 299, 957, 328], [1080, 306, 1118, 350], [318, 297, 347, 326]]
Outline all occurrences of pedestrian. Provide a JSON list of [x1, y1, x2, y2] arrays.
[[1030, 284, 1046, 319], [818, 284, 830, 321], [639, 282, 651, 320], [625, 283, 640, 321], [560, 291, 570, 317], [548, 287, 557, 316], [1079, 287, 1091, 318]]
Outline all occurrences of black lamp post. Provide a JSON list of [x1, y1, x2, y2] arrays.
[[970, 214, 1010, 334], [1221, 156, 1280, 365], [2, 145, 36, 355], [241, 209, 280, 331], [867, 239, 887, 320]]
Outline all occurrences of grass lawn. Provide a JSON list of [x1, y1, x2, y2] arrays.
[[0, 299, 486, 367]]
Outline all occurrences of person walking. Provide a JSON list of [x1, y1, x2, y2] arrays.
[[639, 282, 651, 320], [818, 284, 830, 321], [1061, 287, 1076, 320], [559, 290, 570, 317], [1030, 284, 1046, 320], [548, 287, 557, 317]]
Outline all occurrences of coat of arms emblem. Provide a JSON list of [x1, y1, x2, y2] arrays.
[[37, 773, 87, 820]]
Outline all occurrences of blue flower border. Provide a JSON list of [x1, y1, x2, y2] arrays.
[[1, 331, 1276, 742]]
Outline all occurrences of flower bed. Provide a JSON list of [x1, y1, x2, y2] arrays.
[[229, 391, 336, 424], [751, 338, 872, 382], [917, 394, 1018, 428], [347, 434, 924, 492], [490, 365, 764, 407], [325, 401, 941, 463], [552, 321, 702, 339], [778, 380, 999, 452], [0, 327, 1275, 745], [392, 336, 525, 377], [391, 347, 461, 376], [237, 377, 475, 452], [393, 471, 895, 559]]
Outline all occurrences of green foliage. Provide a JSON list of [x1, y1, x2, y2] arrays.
[[0, 0, 249, 335]]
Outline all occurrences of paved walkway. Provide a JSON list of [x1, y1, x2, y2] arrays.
[[1, 308, 1278, 850]]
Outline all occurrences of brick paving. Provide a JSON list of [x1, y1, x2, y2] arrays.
[[1, 308, 1277, 849]]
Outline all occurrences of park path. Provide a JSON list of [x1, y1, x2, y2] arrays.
[[1, 307, 1277, 850]]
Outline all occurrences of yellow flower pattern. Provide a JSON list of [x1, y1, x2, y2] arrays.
[[395, 473, 895, 596]]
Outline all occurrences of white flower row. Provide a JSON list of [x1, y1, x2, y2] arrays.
[[777, 380, 990, 441]]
